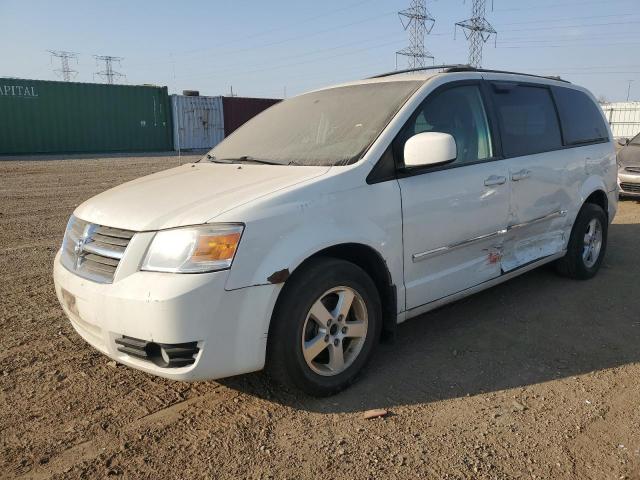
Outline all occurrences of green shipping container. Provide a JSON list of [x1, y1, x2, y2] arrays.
[[0, 78, 173, 155]]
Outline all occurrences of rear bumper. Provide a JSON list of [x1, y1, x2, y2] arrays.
[[53, 251, 280, 381]]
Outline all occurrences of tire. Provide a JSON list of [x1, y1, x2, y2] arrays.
[[555, 203, 608, 280], [266, 257, 382, 396]]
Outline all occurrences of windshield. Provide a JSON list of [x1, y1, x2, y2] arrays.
[[630, 132, 640, 145], [206, 81, 422, 166]]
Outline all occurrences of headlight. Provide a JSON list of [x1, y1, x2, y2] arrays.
[[141, 224, 244, 273]]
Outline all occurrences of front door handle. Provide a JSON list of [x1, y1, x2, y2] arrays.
[[484, 175, 507, 186], [511, 169, 531, 181]]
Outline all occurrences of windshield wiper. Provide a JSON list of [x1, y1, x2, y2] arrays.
[[214, 155, 281, 165], [194, 152, 215, 163]]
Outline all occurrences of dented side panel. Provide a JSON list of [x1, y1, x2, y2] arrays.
[[399, 159, 511, 310]]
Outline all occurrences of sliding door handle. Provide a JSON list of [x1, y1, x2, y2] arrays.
[[484, 175, 507, 186], [511, 169, 531, 181]]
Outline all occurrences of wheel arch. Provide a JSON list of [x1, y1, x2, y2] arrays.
[[583, 189, 608, 219], [269, 242, 398, 344], [579, 175, 610, 220]]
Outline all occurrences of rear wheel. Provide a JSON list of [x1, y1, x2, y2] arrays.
[[555, 203, 608, 279], [266, 258, 382, 396]]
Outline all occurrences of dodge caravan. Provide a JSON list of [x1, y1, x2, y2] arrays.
[[54, 66, 617, 396]]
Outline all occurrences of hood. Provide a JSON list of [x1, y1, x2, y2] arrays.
[[74, 162, 331, 231], [618, 143, 640, 168]]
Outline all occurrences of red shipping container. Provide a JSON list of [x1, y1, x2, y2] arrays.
[[222, 96, 281, 137]]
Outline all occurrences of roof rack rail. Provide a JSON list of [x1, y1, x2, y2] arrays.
[[368, 65, 570, 84], [445, 65, 571, 83], [367, 64, 471, 79]]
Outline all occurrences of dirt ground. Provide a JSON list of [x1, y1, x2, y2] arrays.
[[1, 154, 639, 480]]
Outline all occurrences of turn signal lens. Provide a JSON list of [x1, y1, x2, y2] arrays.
[[192, 233, 241, 262], [141, 224, 244, 273]]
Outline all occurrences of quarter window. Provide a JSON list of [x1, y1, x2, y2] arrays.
[[491, 84, 563, 157], [553, 87, 609, 145], [399, 84, 493, 166]]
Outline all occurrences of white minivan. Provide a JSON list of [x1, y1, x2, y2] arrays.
[[54, 67, 617, 396]]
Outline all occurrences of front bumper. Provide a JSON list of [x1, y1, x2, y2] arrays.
[[53, 251, 280, 381], [618, 170, 640, 197]]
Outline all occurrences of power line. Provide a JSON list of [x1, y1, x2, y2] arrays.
[[117, 2, 639, 96], [494, 0, 635, 12], [179, 59, 640, 101], [239, 57, 408, 98], [173, 32, 404, 81], [47, 50, 78, 82], [495, 12, 640, 27], [135, 10, 396, 70], [93, 55, 125, 85], [143, 0, 377, 62], [498, 31, 640, 43], [396, 0, 435, 69], [180, 51, 395, 99], [496, 41, 640, 50], [494, 65, 640, 74], [436, 15, 640, 42], [499, 19, 640, 33], [532, 65, 640, 71], [498, 37, 640, 46], [207, 10, 396, 57], [137, 9, 639, 80], [180, 40, 638, 88], [455, 0, 497, 68], [552, 72, 640, 75], [177, 37, 405, 82]]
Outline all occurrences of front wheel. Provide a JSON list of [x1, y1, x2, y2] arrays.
[[266, 258, 382, 396], [555, 203, 608, 280]]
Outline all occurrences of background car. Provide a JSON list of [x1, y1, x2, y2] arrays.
[[617, 132, 640, 197]]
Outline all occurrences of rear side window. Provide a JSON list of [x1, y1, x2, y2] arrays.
[[491, 83, 563, 157], [553, 87, 609, 145]]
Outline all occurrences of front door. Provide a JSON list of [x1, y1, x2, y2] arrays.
[[397, 82, 511, 310]]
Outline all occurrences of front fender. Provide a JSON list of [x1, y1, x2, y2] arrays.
[[223, 181, 404, 299]]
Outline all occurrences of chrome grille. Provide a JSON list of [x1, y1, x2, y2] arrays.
[[620, 182, 640, 193], [625, 166, 640, 174], [60, 216, 135, 283]]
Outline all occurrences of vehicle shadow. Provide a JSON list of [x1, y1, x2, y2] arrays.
[[221, 221, 640, 413]]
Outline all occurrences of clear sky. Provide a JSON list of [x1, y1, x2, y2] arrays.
[[1, 0, 639, 101]]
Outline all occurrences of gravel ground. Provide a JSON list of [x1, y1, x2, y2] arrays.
[[1, 155, 639, 480]]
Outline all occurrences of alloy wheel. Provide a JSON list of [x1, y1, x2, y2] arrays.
[[582, 218, 603, 268], [301, 286, 368, 376]]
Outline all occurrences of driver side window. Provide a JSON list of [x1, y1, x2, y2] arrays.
[[399, 84, 494, 166]]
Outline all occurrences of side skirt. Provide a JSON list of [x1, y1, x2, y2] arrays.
[[397, 251, 566, 324]]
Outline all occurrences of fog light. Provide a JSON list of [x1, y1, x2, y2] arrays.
[[115, 336, 200, 368]]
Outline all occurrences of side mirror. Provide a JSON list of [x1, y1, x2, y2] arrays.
[[618, 138, 629, 146], [404, 132, 457, 168]]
